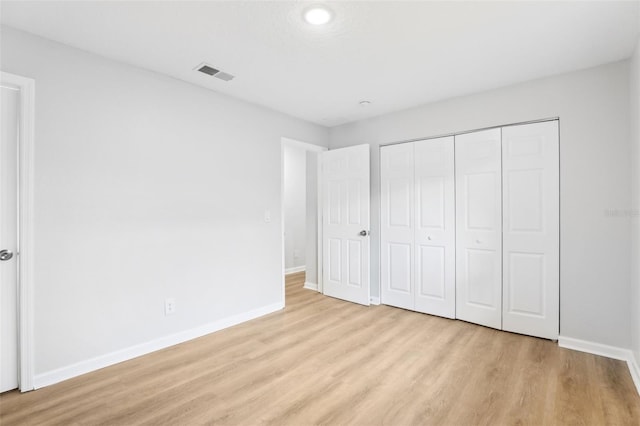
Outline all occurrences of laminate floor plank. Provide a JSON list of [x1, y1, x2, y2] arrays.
[[1, 271, 639, 425]]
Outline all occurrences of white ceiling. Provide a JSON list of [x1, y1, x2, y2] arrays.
[[1, 1, 639, 127]]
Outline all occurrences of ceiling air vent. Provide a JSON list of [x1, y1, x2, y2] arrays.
[[195, 63, 235, 82], [197, 64, 219, 76]]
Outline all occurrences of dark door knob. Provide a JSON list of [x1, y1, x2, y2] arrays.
[[0, 250, 14, 261]]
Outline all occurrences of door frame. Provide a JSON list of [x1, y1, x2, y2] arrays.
[[280, 138, 327, 302], [1, 71, 35, 392]]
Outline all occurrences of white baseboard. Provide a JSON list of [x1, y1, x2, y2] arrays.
[[303, 281, 318, 291], [34, 301, 284, 389], [285, 265, 306, 274], [629, 355, 640, 395], [558, 336, 640, 396], [370, 297, 380, 305], [558, 336, 630, 361]]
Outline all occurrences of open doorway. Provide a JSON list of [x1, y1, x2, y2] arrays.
[[281, 138, 326, 304]]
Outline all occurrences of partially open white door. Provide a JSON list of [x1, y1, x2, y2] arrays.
[[1, 83, 19, 393], [321, 144, 370, 306]]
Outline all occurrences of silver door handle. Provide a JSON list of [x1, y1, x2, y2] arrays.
[[0, 250, 14, 261], [359, 230, 369, 236]]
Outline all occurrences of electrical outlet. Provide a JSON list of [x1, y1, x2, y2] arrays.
[[165, 298, 176, 316]]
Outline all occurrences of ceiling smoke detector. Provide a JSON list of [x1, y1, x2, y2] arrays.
[[195, 63, 235, 81]]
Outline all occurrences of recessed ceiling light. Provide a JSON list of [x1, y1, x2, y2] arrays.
[[304, 6, 333, 25], [359, 100, 372, 107]]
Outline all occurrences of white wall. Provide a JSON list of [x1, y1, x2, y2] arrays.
[[631, 36, 640, 366], [331, 61, 632, 348], [283, 144, 307, 271], [0, 26, 328, 378]]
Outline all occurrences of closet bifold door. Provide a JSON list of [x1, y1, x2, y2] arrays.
[[414, 137, 455, 318], [502, 121, 559, 340], [380, 142, 415, 310], [455, 128, 502, 329]]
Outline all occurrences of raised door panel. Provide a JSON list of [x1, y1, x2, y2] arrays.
[[502, 121, 559, 339], [388, 243, 412, 294], [414, 136, 455, 318], [465, 248, 499, 308], [417, 245, 445, 299], [327, 180, 343, 225], [455, 129, 502, 329], [347, 239, 363, 288], [418, 177, 445, 229], [389, 179, 412, 227], [327, 238, 342, 282], [465, 172, 499, 231], [380, 143, 414, 310]]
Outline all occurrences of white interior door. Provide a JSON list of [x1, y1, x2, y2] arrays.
[[414, 137, 456, 318], [380, 143, 414, 310], [1, 84, 19, 393], [502, 121, 559, 339], [321, 144, 370, 305], [455, 129, 502, 329]]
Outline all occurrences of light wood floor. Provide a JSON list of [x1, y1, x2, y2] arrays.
[[2, 272, 639, 425]]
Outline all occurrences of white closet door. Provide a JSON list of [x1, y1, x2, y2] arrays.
[[414, 137, 455, 318], [455, 129, 502, 329], [380, 143, 414, 310], [502, 121, 559, 339]]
